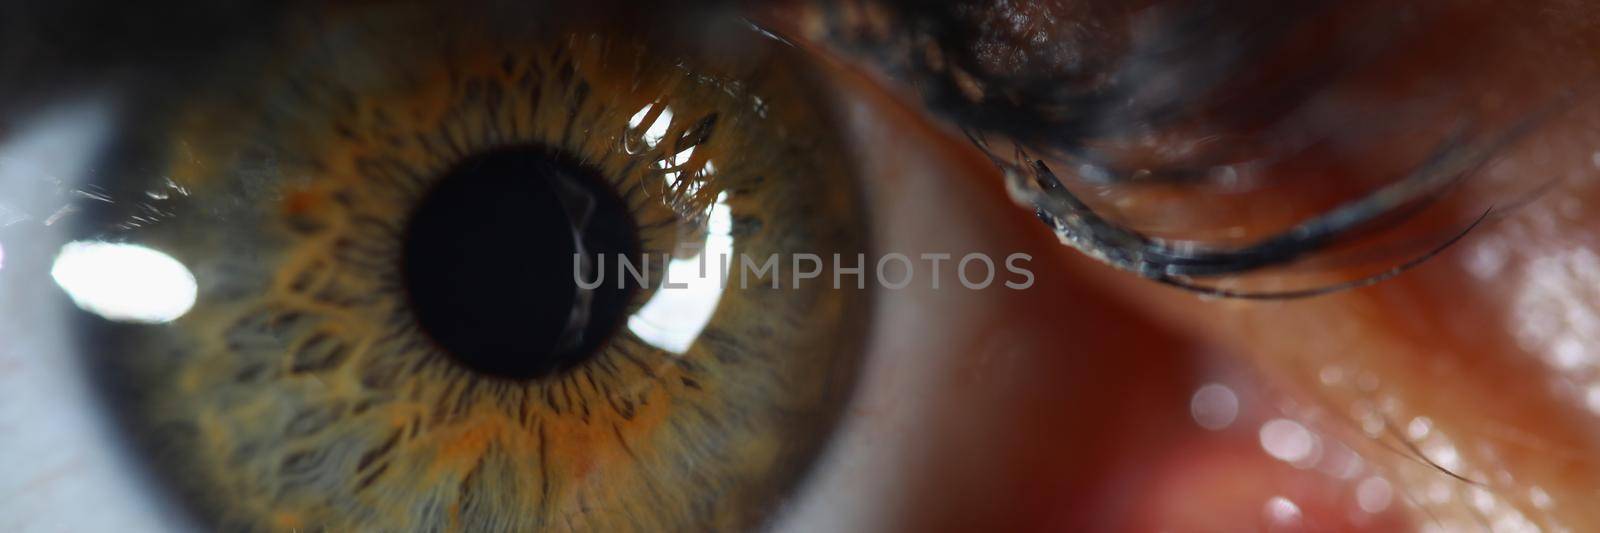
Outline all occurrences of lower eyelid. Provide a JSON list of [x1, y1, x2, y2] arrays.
[[781, 68, 1389, 530], [1063, 96, 1600, 530], [785, 2, 1600, 529]]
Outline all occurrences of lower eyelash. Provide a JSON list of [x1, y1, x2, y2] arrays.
[[985, 89, 1574, 299], [810, 0, 1566, 298]]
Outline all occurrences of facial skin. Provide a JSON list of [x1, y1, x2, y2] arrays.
[[2, 1, 1599, 531]]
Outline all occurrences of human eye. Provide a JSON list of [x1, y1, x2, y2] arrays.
[[6, 1, 1600, 532], [2, 3, 874, 530]]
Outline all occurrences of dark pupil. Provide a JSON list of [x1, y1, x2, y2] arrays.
[[402, 147, 639, 380]]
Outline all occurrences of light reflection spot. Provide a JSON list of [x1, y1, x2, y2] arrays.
[[1189, 383, 1239, 431], [1529, 486, 1553, 510], [1318, 365, 1344, 385], [628, 105, 674, 150], [1585, 385, 1600, 415], [1356, 476, 1394, 513], [1259, 418, 1316, 463], [626, 192, 732, 354], [1263, 496, 1302, 526], [50, 241, 197, 323], [1406, 416, 1433, 441], [1470, 486, 1498, 513]]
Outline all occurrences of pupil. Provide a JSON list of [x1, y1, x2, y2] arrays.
[[402, 146, 639, 380]]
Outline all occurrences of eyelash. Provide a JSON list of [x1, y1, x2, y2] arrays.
[[803, 0, 1557, 299]]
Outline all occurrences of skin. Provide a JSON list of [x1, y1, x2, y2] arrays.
[[772, 51, 1413, 532], [777, 0, 1600, 530]]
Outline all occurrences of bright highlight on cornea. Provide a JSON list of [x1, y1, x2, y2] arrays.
[[51, 241, 197, 323]]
